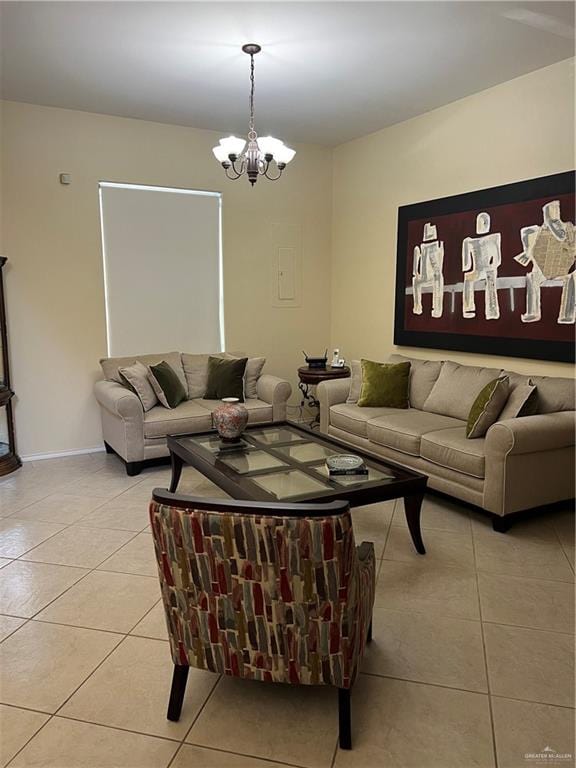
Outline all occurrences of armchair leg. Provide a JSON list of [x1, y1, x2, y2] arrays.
[[104, 442, 114, 455], [167, 665, 189, 721], [126, 461, 142, 477], [367, 620, 373, 643], [338, 688, 352, 750]]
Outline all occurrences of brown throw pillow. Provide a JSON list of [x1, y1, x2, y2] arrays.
[[205, 356, 248, 402], [148, 361, 187, 409]]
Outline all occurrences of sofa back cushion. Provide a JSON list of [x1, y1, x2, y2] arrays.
[[504, 370, 575, 414], [100, 351, 186, 390], [423, 361, 502, 420], [388, 354, 443, 409]]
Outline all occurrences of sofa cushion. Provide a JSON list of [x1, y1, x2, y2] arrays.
[[367, 411, 465, 456], [389, 354, 443, 409], [101, 351, 186, 391], [195, 399, 273, 424], [358, 360, 410, 408], [422, 361, 502, 420], [421, 427, 486, 479], [144, 400, 213, 439], [330, 403, 400, 438], [504, 370, 575, 414]]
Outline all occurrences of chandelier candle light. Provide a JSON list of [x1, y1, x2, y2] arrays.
[[212, 44, 296, 186]]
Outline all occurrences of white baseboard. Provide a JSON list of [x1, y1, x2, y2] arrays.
[[21, 446, 106, 462]]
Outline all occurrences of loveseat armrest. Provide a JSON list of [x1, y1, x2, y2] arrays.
[[317, 378, 351, 434], [94, 380, 143, 420], [483, 411, 575, 516], [486, 412, 575, 456], [256, 375, 292, 421]]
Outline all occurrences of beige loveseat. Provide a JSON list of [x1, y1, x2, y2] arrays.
[[94, 351, 292, 475], [318, 354, 575, 529]]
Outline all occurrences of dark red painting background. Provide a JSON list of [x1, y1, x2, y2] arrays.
[[403, 193, 574, 342]]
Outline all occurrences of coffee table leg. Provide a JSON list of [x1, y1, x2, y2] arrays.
[[169, 451, 184, 493], [403, 492, 426, 555]]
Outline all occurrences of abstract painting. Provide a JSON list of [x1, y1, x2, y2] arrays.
[[394, 171, 575, 362]]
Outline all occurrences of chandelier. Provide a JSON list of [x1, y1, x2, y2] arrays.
[[212, 44, 295, 186]]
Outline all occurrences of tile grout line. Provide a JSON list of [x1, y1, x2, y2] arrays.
[[470, 519, 500, 768]]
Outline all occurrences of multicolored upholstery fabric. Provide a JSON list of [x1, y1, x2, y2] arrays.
[[149, 500, 376, 689]]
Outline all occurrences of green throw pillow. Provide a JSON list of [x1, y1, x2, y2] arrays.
[[357, 360, 410, 408], [466, 376, 509, 438], [205, 356, 247, 402], [148, 361, 187, 409]]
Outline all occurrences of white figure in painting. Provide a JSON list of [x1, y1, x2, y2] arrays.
[[515, 200, 576, 324], [412, 222, 444, 318], [462, 212, 502, 320]]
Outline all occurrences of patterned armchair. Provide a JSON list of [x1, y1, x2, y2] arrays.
[[150, 489, 376, 749]]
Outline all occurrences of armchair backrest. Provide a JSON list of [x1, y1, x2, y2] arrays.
[[150, 490, 366, 688]]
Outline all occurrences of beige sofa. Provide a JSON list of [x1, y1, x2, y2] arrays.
[[318, 354, 575, 530], [94, 351, 292, 475]]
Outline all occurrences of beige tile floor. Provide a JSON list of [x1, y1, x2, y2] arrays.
[[0, 453, 574, 768]]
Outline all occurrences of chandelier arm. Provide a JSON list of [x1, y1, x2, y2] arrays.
[[224, 165, 244, 180], [263, 166, 284, 181]]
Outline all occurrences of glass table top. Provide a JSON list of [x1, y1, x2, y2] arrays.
[[251, 469, 331, 500], [274, 442, 339, 463], [248, 426, 308, 445], [218, 450, 288, 475]]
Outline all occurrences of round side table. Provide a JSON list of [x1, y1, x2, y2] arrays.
[[297, 366, 350, 426]]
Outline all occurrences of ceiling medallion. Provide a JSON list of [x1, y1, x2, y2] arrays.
[[212, 44, 295, 186]]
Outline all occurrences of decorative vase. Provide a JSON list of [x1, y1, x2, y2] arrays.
[[213, 397, 248, 442]]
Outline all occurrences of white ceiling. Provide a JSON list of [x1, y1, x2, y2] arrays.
[[1, 1, 573, 146]]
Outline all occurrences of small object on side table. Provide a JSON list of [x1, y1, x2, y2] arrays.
[[212, 397, 249, 444], [298, 365, 351, 428]]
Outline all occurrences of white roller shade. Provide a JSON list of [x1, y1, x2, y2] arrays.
[[99, 182, 223, 356]]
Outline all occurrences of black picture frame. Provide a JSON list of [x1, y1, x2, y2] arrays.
[[394, 171, 575, 363]]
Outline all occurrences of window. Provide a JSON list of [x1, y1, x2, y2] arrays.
[[99, 182, 224, 356]]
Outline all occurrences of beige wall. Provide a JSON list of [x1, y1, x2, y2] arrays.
[[1, 102, 332, 457], [331, 58, 575, 378]]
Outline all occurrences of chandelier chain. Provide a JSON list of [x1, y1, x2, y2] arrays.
[[249, 53, 256, 137]]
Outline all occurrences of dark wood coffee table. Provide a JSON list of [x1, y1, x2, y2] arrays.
[[167, 422, 428, 554]]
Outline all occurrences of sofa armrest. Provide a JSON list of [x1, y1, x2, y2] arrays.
[[483, 412, 575, 516], [94, 380, 143, 420], [486, 412, 575, 456], [94, 380, 145, 462], [317, 378, 351, 434], [256, 375, 292, 421]]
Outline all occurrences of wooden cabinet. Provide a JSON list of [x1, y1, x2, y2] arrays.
[[0, 257, 21, 476]]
